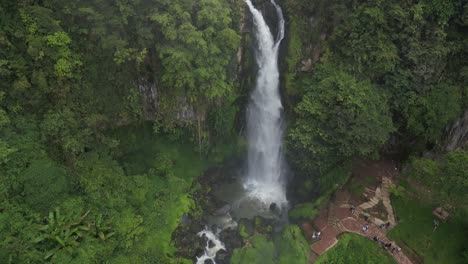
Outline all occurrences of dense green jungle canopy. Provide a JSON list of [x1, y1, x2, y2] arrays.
[[0, 0, 467, 263]]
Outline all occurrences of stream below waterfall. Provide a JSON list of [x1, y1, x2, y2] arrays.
[[196, 229, 226, 264]]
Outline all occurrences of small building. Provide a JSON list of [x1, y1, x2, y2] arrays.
[[432, 207, 450, 222]]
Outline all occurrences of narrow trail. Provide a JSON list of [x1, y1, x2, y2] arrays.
[[302, 161, 413, 264]]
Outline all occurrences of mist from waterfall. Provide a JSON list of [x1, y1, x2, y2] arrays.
[[244, 0, 287, 209]]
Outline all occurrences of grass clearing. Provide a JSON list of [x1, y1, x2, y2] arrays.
[[388, 194, 468, 264], [315, 233, 397, 264]]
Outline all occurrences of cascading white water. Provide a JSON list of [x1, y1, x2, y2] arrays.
[[196, 228, 226, 264], [194, 3, 286, 262], [244, 0, 287, 208]]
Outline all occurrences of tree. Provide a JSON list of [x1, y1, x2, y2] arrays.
[[0, 93, 15, 163], [409, 151, 468, 205], [288, 64, 394, 171], [0, 1, 240, 263], [19, 159, 70, 212], [405, 83, 463, 143], [151, 0, 240, 101], [275, 225, 309, 264], [327, 0, 399, 79]]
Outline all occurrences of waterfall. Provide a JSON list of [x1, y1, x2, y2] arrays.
[[193, 3, 286, 262], [244, 0, 287, 209]]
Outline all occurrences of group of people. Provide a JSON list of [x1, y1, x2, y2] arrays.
[[361, 219, 391, 232], [311, 231, 321, 240], [362, 223, 369, 232], [379, 222, 391, 229], [373, 236, 401, 254]]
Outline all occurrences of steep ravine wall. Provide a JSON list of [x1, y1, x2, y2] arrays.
[[136, 1, 257, 140], [136, 2, 245, 130], [439, 109, 468, 152], [135, 0, 319, 134]]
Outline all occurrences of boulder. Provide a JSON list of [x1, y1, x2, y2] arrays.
[[213, 204, 231, 216]]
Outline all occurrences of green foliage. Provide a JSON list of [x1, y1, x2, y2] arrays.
[[19, 159, 69, 212], [230, 235, 276, 264], [2, 0, 238, 263], [151, 0, 240, 101], [239, 223, 249, 239], [422, 0, 457, 25], [288, 64, 394, 171], [34, 208, 91, 260], [1, 118, 229, 263], [316, 233, 397, 264], [389, 184, 406, 198], [75, 153, 127, 208], [231, 225, 311, 264], [346, 172, 380, 198], [20, 7, 81, 80], [111, 124, 233, 262], [207, 98, 237, 144], [406, 83, 462, 143], [464, 248, 468, 264], [0, 0, 465, 262], [327, 1, 399, 79], [46, 31, 82, 79], [318, 165, 352, 194], [0, 94, 15, 163], [289, 166, 348, 218], [41, 109, 90, 156], [289, 202, 320, 221], [286, 0, 467, 189], [284, 17, 303, 95], [0, 204, 43, 263], [408, 151, 468, 205], [274, 225, 309, 264]]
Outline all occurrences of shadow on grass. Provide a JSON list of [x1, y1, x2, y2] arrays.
[[315, 233, 397, 264]]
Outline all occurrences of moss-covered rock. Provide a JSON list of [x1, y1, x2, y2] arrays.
[[288, 196, 327, 221], [230, 235, 276, 264], [230, 225, 309, 264], [274, 225, 309, 264]]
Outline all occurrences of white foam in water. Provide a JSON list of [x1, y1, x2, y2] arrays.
[[196, 228, 226, 264], [244, 0, 287, 209]]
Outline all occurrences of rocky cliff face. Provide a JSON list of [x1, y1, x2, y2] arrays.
[[284, 0, 347, 74], [137, 1, 250, 129], [138, 78, 160, 121], [138, 78, 198, 125], [441, 109, 468, 152], [136, 0, 304, 129]]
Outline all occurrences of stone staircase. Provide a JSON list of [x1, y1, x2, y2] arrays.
[[359, 187, 382, 210], [306, 160, 413, 264], [381, 177, 396, 226], [357, 177, 396, 227]]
